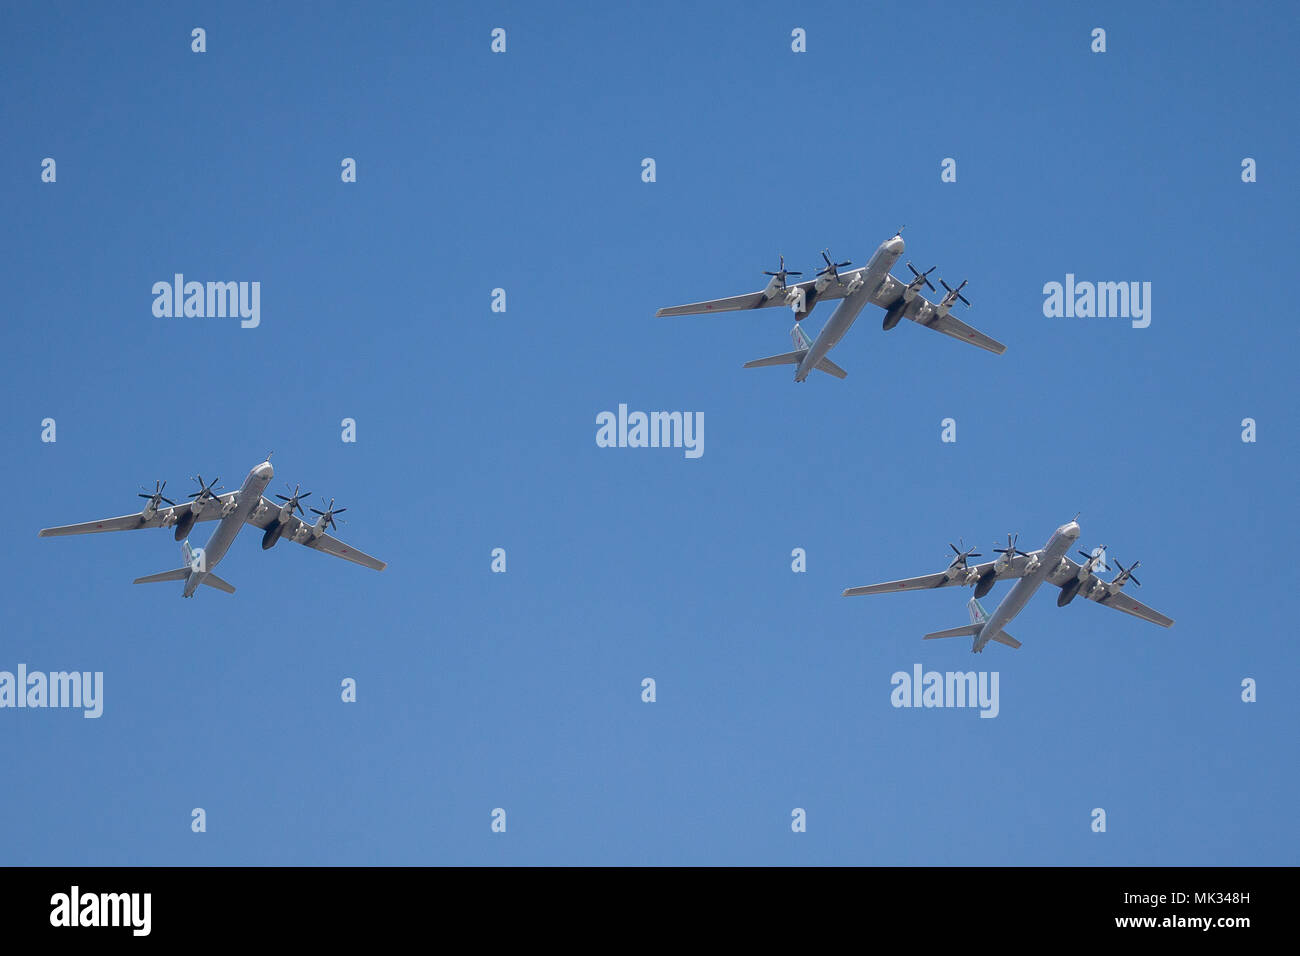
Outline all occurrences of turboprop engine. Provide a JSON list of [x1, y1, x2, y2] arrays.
[[935, 278, 971, 318], [813, 249, 852, 293], [1058, 545, 1108, 606], [262, 483, 311, 550], [307, 498, 347, 540], [136, 480, 175, 521], [944, 540, 982, 581], [761, 255, 802, 301], [885, 262, 937, 330], [174, 475, 220, 541]]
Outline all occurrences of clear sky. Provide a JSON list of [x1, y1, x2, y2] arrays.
[[1, 1, 1295, 865]]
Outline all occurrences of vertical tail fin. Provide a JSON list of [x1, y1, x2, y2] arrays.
[[968, 597, 989, 626], [791, 323, 813, 351], [181, 539, 194, 569]]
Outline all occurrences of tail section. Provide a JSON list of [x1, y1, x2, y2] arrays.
[[923, 596, 987, 641], [131, 567, 234, 593], [814, 356, 847, 379], [969, 597, 1020, 646], [200, 573, 236, 594], [132, 568, 189, 585], [922, 596, 1018, 648], [923, 622, 982, 640], [743, 349, 806, 370], [740, 325, 846, 379], [132, 539, 234, 595]]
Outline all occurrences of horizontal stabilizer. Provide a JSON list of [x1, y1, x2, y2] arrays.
[[133, 567, 188, 585], [814, 356, 847, 379], [991, 631, 1021, 649], [923, 623, 982, 640], [201, 573, 236, 594], [743, 349, 806, 370]]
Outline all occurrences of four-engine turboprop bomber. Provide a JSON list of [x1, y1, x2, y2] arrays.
[[38, 457, 386, 597], [655, 230, 1005, 381], [842, 518, 1172, 652]]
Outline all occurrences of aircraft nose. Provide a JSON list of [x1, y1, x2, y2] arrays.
[[886, 237, 905, 255], [1061, 521, 1081, 538], [257, 462, 274, 479]]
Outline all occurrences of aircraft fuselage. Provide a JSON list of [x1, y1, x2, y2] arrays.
[[182, 461, 273, 596], [972, 520, 1081, 652], [795, 236, 905, 382]]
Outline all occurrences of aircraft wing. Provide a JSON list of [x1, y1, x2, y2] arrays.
[[843, 571, 952, 595], [920, 311, 1006, 355], [655, 275, 857, 317], [38, 494, 235, 537], [655, 290, 770, 316], [842, 557, 1033, 596], [1092, 589, 1174, 627], [245, 497, 387, 571], [300, 530, 387, 571], [869, 275, 1006, 355], [1048, 557, 1173, 627]]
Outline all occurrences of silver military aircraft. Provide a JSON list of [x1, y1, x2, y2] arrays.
[[842, 517, 1172, 652], [655, 230, 1005, 381], [38, 456, 386, 597]]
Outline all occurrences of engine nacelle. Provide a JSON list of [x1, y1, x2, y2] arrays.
[[221, 495, 239, 517], [173, 510, 197, 541], [882, 302, 907, 331], [973, 571, 997, 599], [261, 522, 283, 550], [1057, 580, 1081, 607]]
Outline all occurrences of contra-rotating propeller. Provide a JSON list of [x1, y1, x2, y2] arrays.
[[939, 278, 971, 307], [993, 533, 1030, 560], [906, 261, 937, 292], [1078, 546, 1109, 572], [763, 255, 802, 286], [310, 498, 347, 531], [275, 483, 311, 516], [1111, 557, 1142, 587], [947, 538, 982, 570], [187, 475, 222, 502], [817, 249, 852, 284], [137, 480, 175, 508]]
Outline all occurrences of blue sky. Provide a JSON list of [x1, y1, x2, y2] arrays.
[[1, 0, 1296, 865]]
